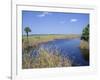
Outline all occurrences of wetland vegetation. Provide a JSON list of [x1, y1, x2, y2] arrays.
[[22, 11, 89, 69]]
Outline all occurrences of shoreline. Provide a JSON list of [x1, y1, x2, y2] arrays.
[[23, 34, 80, 48], [80, 40, 89, 61]]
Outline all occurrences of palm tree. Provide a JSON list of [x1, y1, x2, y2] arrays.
[[24, 27, 31, 42]]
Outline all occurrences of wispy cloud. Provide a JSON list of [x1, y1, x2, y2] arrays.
[[70, 18, 78, 22], [60, 18, 78, 24], [37, 12, 51, 18]]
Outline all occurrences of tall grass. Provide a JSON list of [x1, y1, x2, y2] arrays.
[[80, 40, 89, 61], [22, 34, 80, 48], [80, 40, 89, 49], [22, 34, 79, 69], [22, 47, 72, 69]]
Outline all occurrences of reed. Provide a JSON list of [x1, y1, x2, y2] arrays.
[[22, 47, 72, 69]]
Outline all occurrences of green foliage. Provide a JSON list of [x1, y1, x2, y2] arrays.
[[24, 27, 31, 34], [80, 24, 89, 61], [24, 27, 31, 42], [81, 24, 89, 41]]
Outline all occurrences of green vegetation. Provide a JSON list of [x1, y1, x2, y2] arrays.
[[80, 24, 89, 61], [24, 27, 31, 42], [81, 24, 89, 41]]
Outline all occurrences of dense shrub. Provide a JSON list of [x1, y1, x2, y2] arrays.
[[81, 24, 89, 41]]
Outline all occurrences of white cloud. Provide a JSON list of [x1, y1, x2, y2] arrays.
[[37, 12, 51, 18], [70, 19, 78, 22]]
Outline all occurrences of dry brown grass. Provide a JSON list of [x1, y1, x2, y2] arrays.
[[80, 40, 89, 49], [22, 48, 72, 69], [22, 34, 80, 49]]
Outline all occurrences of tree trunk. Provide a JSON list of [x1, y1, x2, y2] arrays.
[[27, 32, 28, 43]]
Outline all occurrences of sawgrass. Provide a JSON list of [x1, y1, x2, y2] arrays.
[[22, 48, 72, 69]]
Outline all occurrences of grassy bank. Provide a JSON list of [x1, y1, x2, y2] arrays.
[[22, 34, 80, 68], [80, 40, 89, 61], [22, 34, 80, 48]]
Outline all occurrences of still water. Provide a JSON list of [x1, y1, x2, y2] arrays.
[[31, 38, 89, 66]]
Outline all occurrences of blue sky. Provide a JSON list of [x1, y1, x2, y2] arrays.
[[22, 11, 89, 35]]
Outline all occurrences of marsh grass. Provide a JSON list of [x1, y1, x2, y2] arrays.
[[22, 34, 80, 48], [80, 40, 89, 49], [22, 47, 72, 69], [22, 34, 80, 69], [80, 40, 89, 61]]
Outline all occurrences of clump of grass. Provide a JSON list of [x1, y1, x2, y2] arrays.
[[80, 40, 89, 61], [80, 40, 89, 49], [33, 48, 71, 68], [22, 48, 72, 69]]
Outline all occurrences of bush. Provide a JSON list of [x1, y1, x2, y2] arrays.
[[81, 24, 89, 41]]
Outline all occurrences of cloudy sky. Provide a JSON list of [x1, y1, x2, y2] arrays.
[[22, 11, 89, 35]]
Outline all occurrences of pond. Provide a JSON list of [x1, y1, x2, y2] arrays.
[[31, 38, 89, 66]]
